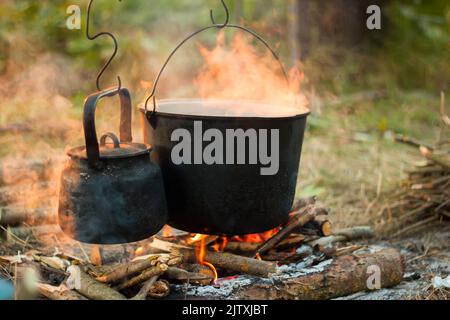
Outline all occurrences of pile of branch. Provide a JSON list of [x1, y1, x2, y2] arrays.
[[377, 93, 450, 237], [379, 137, 449, 237]]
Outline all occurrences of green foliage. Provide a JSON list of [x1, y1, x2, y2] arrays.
[[381, 0, 449, 90]]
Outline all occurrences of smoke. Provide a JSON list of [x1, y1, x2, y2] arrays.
[[194, 32, 309, 114]]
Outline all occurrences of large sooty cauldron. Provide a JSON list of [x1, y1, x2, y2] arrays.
[[141, 100, 309, 235], [58, 87, 167, 244], [139, 22, 309, 235]]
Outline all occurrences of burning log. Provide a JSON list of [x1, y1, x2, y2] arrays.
[[0, 206, 55, 227], [66, 265, 126, 300], [256, 205, 328, 256], [182, 249, 277, 278], [223, 242, 260, 253], [37, 283, 87, 301], [150, 238, 277, 278], [233, 248, 404, 300]]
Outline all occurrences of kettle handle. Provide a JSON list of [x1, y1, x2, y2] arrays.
[[83, 87, 133, 168]]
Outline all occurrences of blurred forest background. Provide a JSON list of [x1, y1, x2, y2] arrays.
[[0, 0, 449, 228]]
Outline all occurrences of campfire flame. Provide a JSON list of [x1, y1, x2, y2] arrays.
[[231, 228, 280, 243], [194, 237, 218, 283]]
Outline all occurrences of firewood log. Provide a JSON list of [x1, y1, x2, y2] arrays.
[[147, 279, 170, 299], [223, 242, 260, 253], [274, 235, 306, 251], [149, 238, 277, 278], [182, 249, 277, 278], [37, 283, 87, 300], [96, 255, 165, 283], [256, 205, 328, 255], [308, 226, 375, 247], [66, 265, 126, 300], [234, 248, 405, 300], [310, 216, 332, 237], [165, 267, 213, 283], [334, 226, 375, 238], [291, 196, 317, 211], [131, 276, 159, 300], [115, 263, 168, 290]]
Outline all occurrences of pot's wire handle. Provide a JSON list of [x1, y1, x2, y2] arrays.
[[144, 0, 289, 116], [84, 87, 133, 168]]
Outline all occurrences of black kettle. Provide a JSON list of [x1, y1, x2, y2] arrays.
[[58, 87, 167, 244]]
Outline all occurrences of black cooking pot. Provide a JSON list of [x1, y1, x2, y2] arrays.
[[58, 87, 167, 244], [140, 100, 309, 235], [139, 23, 309, 235]]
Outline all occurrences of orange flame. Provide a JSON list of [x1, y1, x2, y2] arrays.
[[195, 238, 218, 283], [232, 227, 280, 243]]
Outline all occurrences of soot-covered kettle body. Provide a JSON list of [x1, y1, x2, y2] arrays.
[[58, 87, 167, 244]]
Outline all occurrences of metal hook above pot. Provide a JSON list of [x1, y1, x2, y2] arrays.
[[86, 0, 123, 92]]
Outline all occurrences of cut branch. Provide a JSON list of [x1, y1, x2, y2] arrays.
[[256, 205, 328, 255], [37, 283, 87, 300], [66, 265, 126, 300], [116, 263, 168, 290], [96, 255, 163, 283], [165, 267, 213, 283], [131, 276, 159, 300], [308, 226, 375, 247], [181, 249, 277, 278]]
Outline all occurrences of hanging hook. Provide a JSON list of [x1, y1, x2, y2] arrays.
[[86, 0, 122, 92], [210, 0, 230, 28]]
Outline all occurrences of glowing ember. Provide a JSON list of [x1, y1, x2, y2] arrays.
[[232, 227, 280, 243], [90, 245, 102, 266], [134, 246, 144, 256], [161, 225, 174, 238], [187, 233, 209, 245]]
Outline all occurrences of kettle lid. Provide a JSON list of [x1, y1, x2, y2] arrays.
[[68, 132, 151, 160]]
